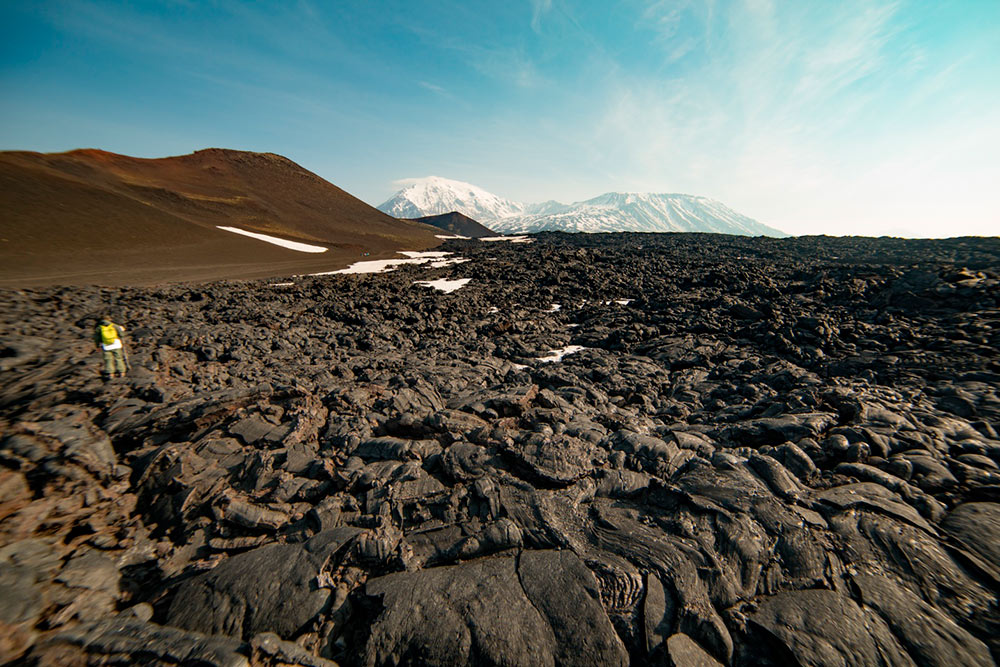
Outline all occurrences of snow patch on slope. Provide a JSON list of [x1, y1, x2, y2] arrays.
[[538, 345, 587, 363], [217, 226, 328, 253], [414, 278, 471, 293], [313, 251, 457, 275]]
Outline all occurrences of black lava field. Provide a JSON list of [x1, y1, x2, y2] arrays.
[[2, 232, 999, 667]]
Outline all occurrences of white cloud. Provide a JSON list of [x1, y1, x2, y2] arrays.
[[468, 46, 544, 88], [530, 0, 552, 33], [391, 176, 440, 187], [418, 81, 445, 93], [418, 81, 453, 99], [553, 0, 999, 237]]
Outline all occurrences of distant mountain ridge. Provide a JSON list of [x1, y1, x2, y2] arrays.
[[495, 192, 784, 236], [378, 177, 785, 237]]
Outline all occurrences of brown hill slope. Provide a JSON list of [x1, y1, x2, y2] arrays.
[[409, 211, 497, 238], [0, 148, 441, 286]]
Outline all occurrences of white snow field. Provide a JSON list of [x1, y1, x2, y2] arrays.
[[538, 345, 587, 363], [480, 236, 533, 243], [413, 278, 472, 293], [430, 258, 471, 267], [312, 251, 463, 276], [216, 226, 328, 253], [399, 251, 451, 258]]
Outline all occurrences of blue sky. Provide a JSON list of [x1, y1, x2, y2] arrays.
[[2, 1, 998, 237]]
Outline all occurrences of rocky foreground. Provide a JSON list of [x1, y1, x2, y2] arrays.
[[2, 232, 999, 666]]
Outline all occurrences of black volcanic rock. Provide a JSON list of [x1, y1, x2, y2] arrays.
[[167, 528, 362, 640], [354, 550, 628, 666], [749, 589, 914, 665], [408, 210, 497, 238], [1, 232, 999, 665]]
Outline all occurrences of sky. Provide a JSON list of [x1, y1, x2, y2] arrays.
[[1, 1, 998, 237]]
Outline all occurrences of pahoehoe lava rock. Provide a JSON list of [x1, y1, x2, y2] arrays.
[[1, 231, 999, 666]]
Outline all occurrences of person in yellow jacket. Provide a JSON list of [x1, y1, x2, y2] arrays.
[[94, 315, 128, 379]]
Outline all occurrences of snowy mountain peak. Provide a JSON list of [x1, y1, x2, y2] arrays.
[[492, 191, 783, 236], [378, 176, 523, 222], [378, 179, 785, 237]]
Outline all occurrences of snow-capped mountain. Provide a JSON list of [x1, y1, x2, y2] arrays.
[[494, 192, 784, 236], [377, 178, 785, 236], [377, 176, 524, 222]]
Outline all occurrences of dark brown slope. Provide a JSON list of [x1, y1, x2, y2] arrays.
[[0, 148, 441, 286], [408, 211, 497, 238]]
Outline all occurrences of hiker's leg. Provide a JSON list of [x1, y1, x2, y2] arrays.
[[113, 349, 126, 375], [103, 350, 115, 377]]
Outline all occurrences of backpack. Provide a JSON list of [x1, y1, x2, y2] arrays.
[[99, 323, 119, 345]]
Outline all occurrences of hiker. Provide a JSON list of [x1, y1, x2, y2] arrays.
[[94, 315, 128, 379]]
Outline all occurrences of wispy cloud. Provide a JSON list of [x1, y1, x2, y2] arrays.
[[563, 0, 997, 234], [401, 16, 544, 90], [530, 0, 552, 33], [418, 81, 448, 96], [639, 0, 696, 41], [448, 42, 544, 88]]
